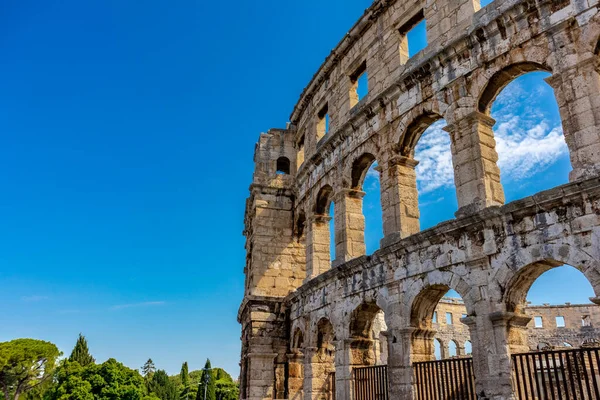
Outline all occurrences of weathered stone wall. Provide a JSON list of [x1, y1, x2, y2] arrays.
[[239, 0, 600, 399], [431, 298, 600, 358]]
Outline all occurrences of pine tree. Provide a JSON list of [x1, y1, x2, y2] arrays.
[[142, 359, 156, 378], [195, 359, 216, 400], [68, 333, 95, 367], [180, 362, 190, 400]]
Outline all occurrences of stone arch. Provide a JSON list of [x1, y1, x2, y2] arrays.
[[314, 184, 334, 215], [292, 327, 305, 351], [397, 111, 444, 158], [404, 271, 474, 328], [349, 301, 388, 367], [350, 153, 377, 190], [477, 62, 552, 114], [490, 243, 600, 312], [578, 11, 600, 57], [294, 210, 306, 241]]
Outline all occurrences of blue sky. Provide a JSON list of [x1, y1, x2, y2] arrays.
[[0, 0, 593, 378]]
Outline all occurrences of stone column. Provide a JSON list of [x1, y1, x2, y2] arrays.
[[305, 214, 331, 281], [378, 156, 420, 247], [547, 58, 600, 181], [333, 189, 366, 265], [287, 352, 304, 400], [445, 111, 505, 215], [335, 339, 354, 400], [387, 327, 419, 399], [465, 311, 530, 400], [246, 352, 277, 400]]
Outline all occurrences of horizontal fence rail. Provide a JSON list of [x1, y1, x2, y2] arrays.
[[413, 357, 476, 400], [353, 365, 388, 400], [513, 347, 600, 400]]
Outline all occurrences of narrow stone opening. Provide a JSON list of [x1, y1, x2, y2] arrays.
[[317, 104, 330, 141], [399, 10, 426, 63], [349, 61, 368, 108], [276, 157, 291, 175]]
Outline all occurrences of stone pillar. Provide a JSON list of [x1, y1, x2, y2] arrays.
[[305, 215, 331, 281], [333, 189, 366, 265], [445, 111, 505, 215], [304, 347, 336, 400], [246, 352, 277, 400], [387, 327, 418, 399], [547, 58, 600, 181], [465, 311, 530, 400], [287, 352, 304, 400], [335, 339, 354, 400], [378, 156, 420, 247]]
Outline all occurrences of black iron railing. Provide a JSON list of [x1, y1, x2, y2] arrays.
[[513, 347, 600, 400], [353, 365, 389, 400], [413, 357, 476, 400]]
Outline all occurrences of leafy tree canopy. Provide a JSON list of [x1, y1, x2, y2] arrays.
[[45, 358, 154, 400], [0, 339, 61, 400], [148, 370, 178, 400]]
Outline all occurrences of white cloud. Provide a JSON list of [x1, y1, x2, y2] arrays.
[[111, 301, 166, 310], [413, 78, 567, 194]]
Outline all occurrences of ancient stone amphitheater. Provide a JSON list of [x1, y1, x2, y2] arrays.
[[238, 0, 600, 399]]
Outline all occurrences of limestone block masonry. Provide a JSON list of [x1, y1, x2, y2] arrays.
[[238, 0, 600, 399]]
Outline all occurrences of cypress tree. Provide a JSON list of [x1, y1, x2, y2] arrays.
[[180, 361, 190, 400], [68, 333, 95, 366], [195, 359, 216, 400]]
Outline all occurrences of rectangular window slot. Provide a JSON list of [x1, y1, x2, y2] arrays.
[[432, 311, 438, 323], [534, 316, 543, 328], [317, 104, 329, 140], [349, 61, 368, 108], [556, 316, 566, 328], [446, 312, 453, 325], [399, 10, 427, 63], [297, 135, 305, 168]]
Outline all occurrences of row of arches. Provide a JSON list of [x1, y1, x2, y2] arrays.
[[299, 63, 575, 280], [286, 254, 600, 399]]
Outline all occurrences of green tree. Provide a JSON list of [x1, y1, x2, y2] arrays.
[[68, 334, 95, 367], [195, 360, 215, 400], [0, 339, 60, 400], [148, 370, 177, 400], [45, 358, 156, 400], [179, 362, 190, 400], [142, 359, 156, 378]]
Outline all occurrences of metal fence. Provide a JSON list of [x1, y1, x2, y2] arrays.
[[353, 365, 389, 400], [512, 347, 600, 400], [413, 357, 476, 400]]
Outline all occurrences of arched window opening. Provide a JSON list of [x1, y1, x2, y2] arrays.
[[504, 263, 597, 352], [276, 157, 291, 175], [329, 201, 336, 262], [349, 302, 388, 367], [410, 285, 472, 362], [310, 185, 335, 277], [292, 328, 304, 351], [434, 339, 443, 360], [405, 116, 459, 230], [288, 328, 305, 399], [295, 212, 306, 242], [350, 153, 383, 255], [448, 340, 458, 358], [464, 340, 472, 355], [481, 67, 570, 202]]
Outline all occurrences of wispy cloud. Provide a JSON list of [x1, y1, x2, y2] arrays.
[[21, 295, 49, 302], [110, 301, 166, 310], [413, 77, 567, 194]]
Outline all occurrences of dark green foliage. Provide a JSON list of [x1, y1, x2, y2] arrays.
[[195, 360, 216, 400], [148, 370, 178, 400], [179, 362, 190, 400], [68, 334, 95, 367], [0, 339, 61, 400], [44, 358, 157, 400], [142, 359, 156, 378]]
